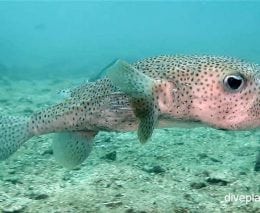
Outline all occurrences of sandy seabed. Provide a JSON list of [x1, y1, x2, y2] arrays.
[[0, 77, 259, 213]]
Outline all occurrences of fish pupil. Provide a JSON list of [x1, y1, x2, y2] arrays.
[[227, 77, 242, 90], [224, 75, 244, 91]]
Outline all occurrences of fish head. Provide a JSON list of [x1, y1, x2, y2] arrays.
[[106, 57, 260, 143], [190, 59, 260, 130]]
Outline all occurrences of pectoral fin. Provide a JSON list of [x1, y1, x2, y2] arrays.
[[132, 98, 158, 143], [106, 60, 158, 143]]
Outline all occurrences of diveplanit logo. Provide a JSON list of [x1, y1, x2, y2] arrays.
[[225, 193, 260, 204]]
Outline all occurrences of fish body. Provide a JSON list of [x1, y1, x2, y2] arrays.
[[1, 55, 260, 168]]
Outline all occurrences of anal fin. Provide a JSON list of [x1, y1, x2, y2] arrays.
[[52, 131, 97, 169]]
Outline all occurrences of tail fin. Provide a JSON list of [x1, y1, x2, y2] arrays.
[[0, 115, 32, 160]]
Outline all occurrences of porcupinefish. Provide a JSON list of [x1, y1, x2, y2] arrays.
[[1, 55, 260, 168]]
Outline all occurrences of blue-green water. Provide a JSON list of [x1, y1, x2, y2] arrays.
[[1, 2, 260, 79]]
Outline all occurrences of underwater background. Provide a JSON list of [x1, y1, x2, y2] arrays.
[[0, 1, 260, 213], [1, 1, 260, 79]]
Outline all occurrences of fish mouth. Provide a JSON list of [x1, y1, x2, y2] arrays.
[[215, 128, 229, 131]]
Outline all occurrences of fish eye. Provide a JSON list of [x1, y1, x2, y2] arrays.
[[223, 74, 245, 92]]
